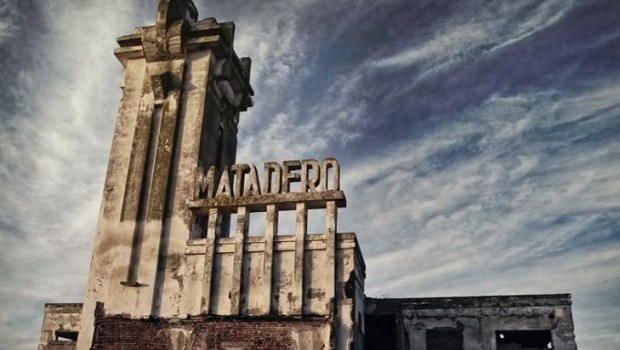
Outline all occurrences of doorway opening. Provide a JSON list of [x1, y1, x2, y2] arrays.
[[365, 314, 397, 350]]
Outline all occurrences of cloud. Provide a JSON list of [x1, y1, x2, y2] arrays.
[[340, 81, 619, 347], [0, 1, 148, 349], [345, 80, 620, 252], [213, 0, 313, 163], [0, 0, 18, 44], [237, 68, 370, 162], [369, 0, 574, 77], [227, 0, 377, 163], [371, 23, 487, 69], [1, 1, 618, 349]]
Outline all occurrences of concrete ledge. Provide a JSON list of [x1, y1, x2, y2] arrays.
[[366, 294, 572, 311], [187, 191, 346, 213]]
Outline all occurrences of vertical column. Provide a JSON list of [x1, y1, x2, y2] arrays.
[[293, 202, 307, 315], [260, 204, 278, 315], [230, 206, 249, 315], [158, 49, 213, 317], [201, 208, 219, 313], [120, 95, 156, 222], [131, 61, 186, 314], [261, 204, 278, 315], [325, 201, 337, 313], [146, 63, 186, 221], [122, 103, 161, 285]]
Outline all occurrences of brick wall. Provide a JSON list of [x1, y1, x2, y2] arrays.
[[45, 342, 77, 350], [91, 304, 330, 349]]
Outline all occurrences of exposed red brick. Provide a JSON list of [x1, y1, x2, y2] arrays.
[[91, 304, 329, 350]]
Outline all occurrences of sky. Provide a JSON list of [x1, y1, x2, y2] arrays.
[[0, 0, 619, 349]]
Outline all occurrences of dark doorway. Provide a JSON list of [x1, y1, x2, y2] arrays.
[[365, 314, 397, 350], [426, 329, 464, 350], [496, 330, 553, 349]]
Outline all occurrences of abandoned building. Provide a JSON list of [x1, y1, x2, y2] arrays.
[[38, 1, 578, 349]]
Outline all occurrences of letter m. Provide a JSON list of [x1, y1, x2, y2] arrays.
[[193, 166, 216, 199]]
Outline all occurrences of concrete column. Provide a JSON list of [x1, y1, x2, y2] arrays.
[[325, 201, 337, 313], [293, 202, 307, 315], [230, 206, 249, 315], [120, 95, 156, 222], [260, 204, 278, 315], [132, 60, 186, 314], [201, 208, 219, 313], [157, 49, 213, 317]]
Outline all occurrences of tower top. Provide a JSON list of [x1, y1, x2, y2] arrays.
[[157, 0, 198, 24], [158, 0, 199, 25]]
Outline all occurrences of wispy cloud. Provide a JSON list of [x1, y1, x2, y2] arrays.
[[0, 0, 18, 44], [225, 1, 313, 162], [371, 23, 487, 69], [341, 81, 619, 348], [1, 1, 618, 349], [237, 68, 370, 162], [0, 1, 147, 349], [369, 0, 574, 77], [231, 6, 374, 162], [346, 81, 620, 252]]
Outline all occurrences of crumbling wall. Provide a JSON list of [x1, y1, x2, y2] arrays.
[[91, 303, 329, 350], [365, 294, 577, 350], [38, 303, 82, 350]]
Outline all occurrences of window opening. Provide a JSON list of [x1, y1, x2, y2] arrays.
[[307, 208, 326, 234], [248, 211, 267, 236], [228, 212, 238, 236], [277, 210, 296, 236], [55, 330, 78, 342], [496, 330, 553, 349]]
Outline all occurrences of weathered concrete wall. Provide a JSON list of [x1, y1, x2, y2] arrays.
[[38, 303, 82, 350], [365, 294, 577, 350], [75, 229, 364, 350], [78, 12, 253, 349], [335, 233, 366, 350], [185, 233, 360, 317]]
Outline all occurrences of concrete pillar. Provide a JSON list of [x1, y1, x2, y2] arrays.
[[201, 208, 219, 313], [261, 204, 278, 315], [292, 202, 307, 315], [230, 206, 249, 315], [325, 201, 337, 313]]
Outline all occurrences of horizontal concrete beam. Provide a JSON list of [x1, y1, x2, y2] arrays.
[[187, 191, 346, 213]]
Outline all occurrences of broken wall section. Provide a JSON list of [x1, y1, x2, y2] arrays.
[[365, 294, 577, 350], [38, 303, 82, 350], [91, 302, 329, 350]]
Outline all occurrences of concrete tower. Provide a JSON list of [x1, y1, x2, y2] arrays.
[[70, 1, 365, 349], [77, 1, 254, 347]]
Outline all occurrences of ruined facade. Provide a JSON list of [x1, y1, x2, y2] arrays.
[[39, 1, 577, 349], [365, 295, 577, 350]]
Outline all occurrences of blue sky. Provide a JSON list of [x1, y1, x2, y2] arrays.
[[1, 0, 619, 349]]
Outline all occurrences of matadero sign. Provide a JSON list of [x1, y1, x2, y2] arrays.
[[188, 158, 346, 213]]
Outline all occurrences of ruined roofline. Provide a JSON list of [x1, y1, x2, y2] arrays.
[[366, 293, 572, 309], [341, 232, 366, 276], [44, 303, 83, 309]]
